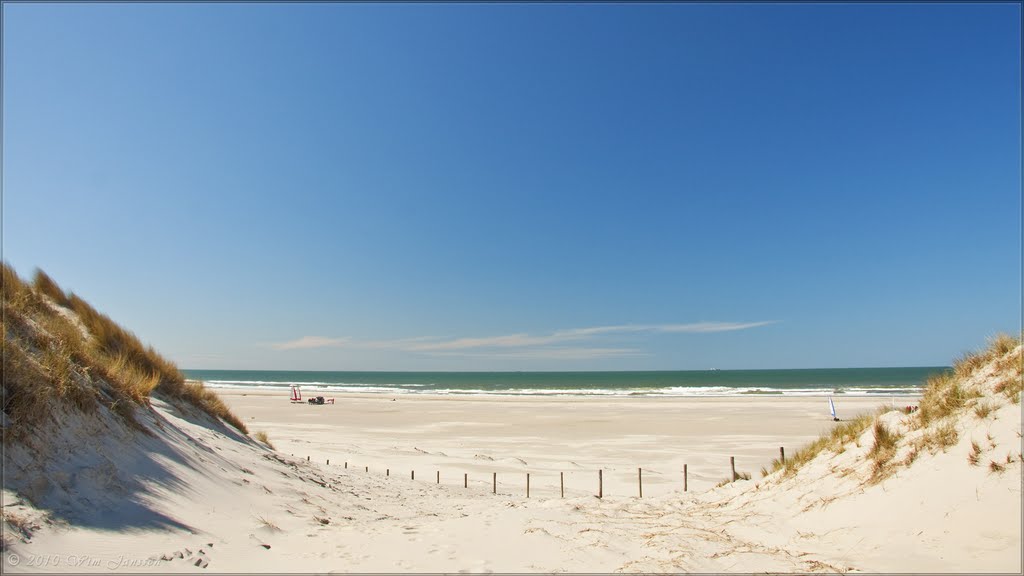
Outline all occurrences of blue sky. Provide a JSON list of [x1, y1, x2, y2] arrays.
[[3, 3, 1020, 371]]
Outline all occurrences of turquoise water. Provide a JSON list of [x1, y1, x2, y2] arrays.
[[183, 367, 947, 397]]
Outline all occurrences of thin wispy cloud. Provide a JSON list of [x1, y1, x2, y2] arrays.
[[551, 322, 777, 338], [424, 347, 648, 360], [269, 321, 775, 359], [271, 336, 352, 350], [405, 332, 574, 351], [402, 322, 775, 351]]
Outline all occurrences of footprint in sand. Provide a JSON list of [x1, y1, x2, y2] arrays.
[[155, 542, 214, 569]]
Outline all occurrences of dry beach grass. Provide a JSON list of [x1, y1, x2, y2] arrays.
[[2, 262, 246, 436]]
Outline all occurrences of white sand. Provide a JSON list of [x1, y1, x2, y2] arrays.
[[225, 391, 920, 497], [3, 378, 1019, 572]]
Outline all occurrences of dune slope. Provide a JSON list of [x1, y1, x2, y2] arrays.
[[548, 337, 1022, 573]]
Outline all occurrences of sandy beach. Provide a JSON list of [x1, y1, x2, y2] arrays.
[[221, 390, 921, 496], [5, 376, 1020, 573], [6, 272, 1017, 574], [2, 285, 1018, 574]]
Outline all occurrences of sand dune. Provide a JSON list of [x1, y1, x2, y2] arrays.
[[2, 280, 1020, 572]]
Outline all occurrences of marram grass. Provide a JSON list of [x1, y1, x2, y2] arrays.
[[254, 430, 275, 449], [765, 333, 1021, 481], [868, 420, 902, 481], [2, 262, 247, 435], [769, 411, 878, 477]]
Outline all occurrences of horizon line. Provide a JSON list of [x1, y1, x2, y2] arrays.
[[180, 365, 954, 373]]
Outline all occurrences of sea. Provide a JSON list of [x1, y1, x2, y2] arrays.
[[182, 367, 947, 397]]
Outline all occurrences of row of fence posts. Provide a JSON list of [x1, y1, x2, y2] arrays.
[[294, 447, 788, 498]]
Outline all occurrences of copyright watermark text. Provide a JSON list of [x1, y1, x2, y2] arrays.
[[6, 552, 164, 570]]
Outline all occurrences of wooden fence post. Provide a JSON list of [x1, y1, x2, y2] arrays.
[[412, 470, 415, 480], [345, 462, 348, 469], [683, 464, 688, 492], [464, 473, 467, 488], [731, 456, 736, 482], [527, 473, 530, 498], [780, 446, 786, 464], [598, 469, 603, 499], [638, 467, 643, 498], [386, 468, 390, 477], [327, 459, 330, 465], [365, 466, 368, 473], [436, 471, 440, 484], [493, 472, 496, 494], [560, 472, 564, 498]]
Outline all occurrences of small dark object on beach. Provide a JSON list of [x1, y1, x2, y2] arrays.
[[307, 396, 326, 405]]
